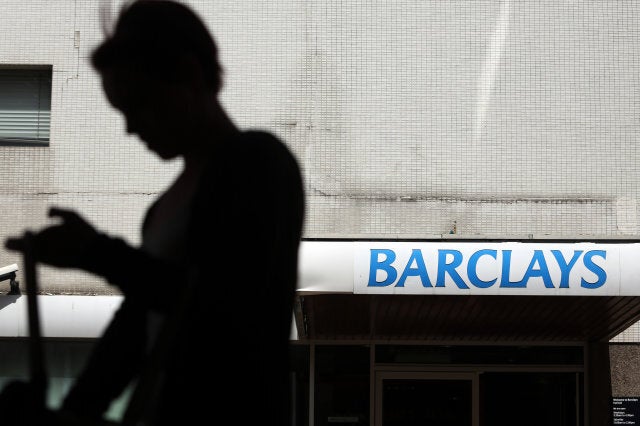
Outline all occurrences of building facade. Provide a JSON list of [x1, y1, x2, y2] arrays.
[[2, 1, 640, 425]]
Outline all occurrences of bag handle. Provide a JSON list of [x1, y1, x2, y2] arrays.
[[22, 231, 48, 411]]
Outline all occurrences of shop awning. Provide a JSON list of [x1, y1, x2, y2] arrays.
[[294, 293, 640, 342], [294, 240, 640, 342]]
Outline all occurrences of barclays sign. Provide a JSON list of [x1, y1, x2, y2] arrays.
[[296, 241, 640, 296], [349, 242, 640, 296], [366, 248, 606, 289]]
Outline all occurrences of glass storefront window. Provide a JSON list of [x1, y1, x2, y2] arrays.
[[315, 345, 370, 426]]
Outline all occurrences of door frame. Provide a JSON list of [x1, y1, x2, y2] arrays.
[[374, 370, 480, 426]]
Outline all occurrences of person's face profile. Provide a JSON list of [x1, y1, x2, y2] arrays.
[[100, 64, 197, 160]]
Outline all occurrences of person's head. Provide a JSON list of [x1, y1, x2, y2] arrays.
[[92, 0, 224, 159]]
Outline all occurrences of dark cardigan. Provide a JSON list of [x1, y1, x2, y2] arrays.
[[62, 130, 305, 426]]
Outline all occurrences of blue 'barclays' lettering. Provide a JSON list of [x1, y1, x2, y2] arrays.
[[552, 250, 582, 288], [500, 250, 554, 288], [435, 249, 468, 289], [581, 250, 606, 289], [367, 248, 608, 289], [397, 249, 431, 287], [368, 249, 397, 286], [467, 249, 497, 288]]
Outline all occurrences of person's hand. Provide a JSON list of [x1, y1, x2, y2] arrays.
[[5, 207, 101, 269]]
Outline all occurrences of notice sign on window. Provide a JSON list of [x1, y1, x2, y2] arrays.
[[613, 397, 640, 425]]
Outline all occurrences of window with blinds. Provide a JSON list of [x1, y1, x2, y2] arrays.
[[0, 67, 52, 145]]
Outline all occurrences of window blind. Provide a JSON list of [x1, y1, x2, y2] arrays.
[[0, 68, 51, 144]]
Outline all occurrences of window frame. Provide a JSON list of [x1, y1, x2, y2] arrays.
[[0, 64, 53, 146]]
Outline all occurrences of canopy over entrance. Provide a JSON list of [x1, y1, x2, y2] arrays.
[[295, 293, 640, 341], [295, 240, 640, 342]]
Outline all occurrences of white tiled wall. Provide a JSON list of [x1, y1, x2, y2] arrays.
[[1, 1, 640, 339]]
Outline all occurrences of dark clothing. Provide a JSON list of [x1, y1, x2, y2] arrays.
[[62, 131, 305, 425]]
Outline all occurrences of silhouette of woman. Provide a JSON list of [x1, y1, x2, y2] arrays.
[[3, 1, 305, 425]]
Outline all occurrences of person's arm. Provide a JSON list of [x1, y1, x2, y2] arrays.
[[5, 207, 187, 313], [78, 233, 186, 312]]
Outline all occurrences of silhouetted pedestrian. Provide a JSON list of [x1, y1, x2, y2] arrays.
[[2, 1, 305, 425]]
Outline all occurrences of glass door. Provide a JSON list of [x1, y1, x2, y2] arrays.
[[375, 372, 479, 426]]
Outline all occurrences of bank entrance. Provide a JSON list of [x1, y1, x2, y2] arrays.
[[292, 240, 640, 425], [375, 371, 477, 426], [290, 343, 585, 426]]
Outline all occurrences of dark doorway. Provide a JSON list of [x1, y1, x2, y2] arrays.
[[375, 372, 477, 426]]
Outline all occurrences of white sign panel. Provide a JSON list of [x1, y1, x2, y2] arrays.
[[351, 242, 640, 296]]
